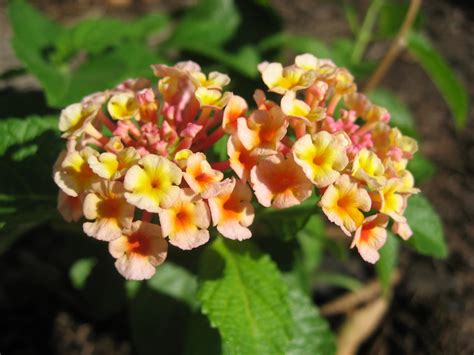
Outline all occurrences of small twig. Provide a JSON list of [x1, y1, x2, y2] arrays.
[[363, 0, 422, 92], [320, 270, 400, 316], [336, 297, 389, 355]]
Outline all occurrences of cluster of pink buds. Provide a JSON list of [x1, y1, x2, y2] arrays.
[[53, 54, 419, 280]]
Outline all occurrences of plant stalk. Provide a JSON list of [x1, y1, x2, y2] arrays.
[[363, 0, 423, 92]]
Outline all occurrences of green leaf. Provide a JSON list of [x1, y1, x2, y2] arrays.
[[375, 232, 399, 295], [0, 115, 61, 254], [407, 32, 469, 128], [70, 257, 97, 289], [168, 0, 240, 48], [407, 152, 436, 184], [8, 0, 61, 50], [368, 88, 417, 137], [147, 262, 199, 309], [295, 215, 326, 277], [129, 284, 192, 355], [0, 115, 58, 156], [199, 239, 293, 355], [312, 272, 363, 292], [405, 194, 448, 258], [256, 194, 317, 241], [285, 275, 336, 355]]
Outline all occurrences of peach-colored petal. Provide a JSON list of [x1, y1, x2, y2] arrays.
[[109, 221, 168, 280], [158, 189, 210, 250], [250, 154, 312, 208], [227, 136, 258, 182], [183, 152, 223, 195], [208, 178, 254, 240], [392, 220, 413, 240], [223, 95, 248, 134], [57, 190, 83, 222], [351, 214, 388, 263]]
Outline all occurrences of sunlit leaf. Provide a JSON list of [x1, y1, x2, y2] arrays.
[[199, 239, 293, 354], [405, 194, 448, 258]]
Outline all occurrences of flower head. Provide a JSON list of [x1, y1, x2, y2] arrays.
[[59, 103, 99, 138]]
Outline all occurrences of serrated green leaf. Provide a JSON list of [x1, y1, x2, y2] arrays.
[[147, 262, 198, 309], [168, 0, 240, 48], [285, 275, 336, 355], [368, 88, 417, 137], [199, 239, 293, 355], [70, 257, 97, 289], [405, 194, 448, 258], [407, 32, 469, 128], [375, 232, 399, 295]]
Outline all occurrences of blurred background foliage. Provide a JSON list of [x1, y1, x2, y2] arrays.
[[1, 0, 468, 353]]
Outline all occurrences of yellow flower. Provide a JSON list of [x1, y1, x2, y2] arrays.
[[83, 181, 135, 241], [192, 71, 230, 89], [54, 147, 100, 197], [281, 91, 325, 125], [259, 62, 316, 94], [320, 174, 371, 235], [293, 132, 349, 188], [59, 103, 99, 138], [374, 178, 406, 221], [107, 92, 139, 120], [124, 154, 182, 213], [88, 147, 141, 180], [351, 149, 386, 190], [195, 87, 232, 108]]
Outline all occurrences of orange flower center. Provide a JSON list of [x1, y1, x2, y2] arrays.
[[97, 198, 121, 218], [127, 232, 150, 256]]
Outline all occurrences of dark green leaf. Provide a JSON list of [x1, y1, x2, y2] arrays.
[[377, 2, 422, 38], [199, 239, 293, 355], [168, 0, 240, 48], [407, 32, 469, 128], [405, 194, 448, 258], [147, 262, 199, 309], [375, 232, 399, 295]]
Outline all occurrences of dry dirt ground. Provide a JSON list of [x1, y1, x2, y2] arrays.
[[1, 0, 473, 354]]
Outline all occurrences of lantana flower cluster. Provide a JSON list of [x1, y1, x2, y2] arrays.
[[54, 54, 418, 280]]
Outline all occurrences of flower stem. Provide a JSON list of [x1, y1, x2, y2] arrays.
[[364, 0, 422, 92], [351, 0, 386, 64]]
